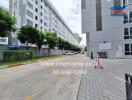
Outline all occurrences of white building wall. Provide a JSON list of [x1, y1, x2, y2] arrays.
[[82, 0, 132, 58]]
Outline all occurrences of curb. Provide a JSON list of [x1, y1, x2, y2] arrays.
[[22, 62, 32, 65], [0, 61, 36, 69], [0, 65, 9, 69], [0, 56, 59, 70]]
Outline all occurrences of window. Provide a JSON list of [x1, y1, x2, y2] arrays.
[[41, 5, 43, 9], [40, 19, 43, 23], [44, 29, 47, 32], [44, 22, 47, 26], [27, 10, 33, 18], [123, 0, 132, 5], [14, 12, 15, 16], [41, 27, 43, 30], [124, 27, 132, 39], [125, 44, 129, 52], [27, 19, 33, 26], [131, 44, 132, 51], [124, 13, 129, 23], [35, 24, 38, 28], [125, 44, 132, 55], [35, 8, 38, 13], [130, 27, 132, 39], [96, 0, 102, 31], [35, 16, 38, 20], [124, 28, 129, 39], [27, 1, 33, 9], [128, 0, 132, 4], [123, 0, 127, 7], [129, 11, 132, 22], [14, 2, 17, 9], [36, 1, 38, 5], [124, 11, 132, 24], [40, 12, 43, 16], [0, 38, 6, 42]]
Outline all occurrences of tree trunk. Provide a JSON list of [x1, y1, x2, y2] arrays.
[[8, 33, 13, 45], [38, 45, 42, 57], [26, 43, 29, 50]]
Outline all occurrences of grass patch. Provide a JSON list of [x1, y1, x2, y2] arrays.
[[0, 55, 60, 68]]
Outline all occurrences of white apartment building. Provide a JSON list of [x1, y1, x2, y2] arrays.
[[9, 0, 80, 45], [82, 0, 132, 58]]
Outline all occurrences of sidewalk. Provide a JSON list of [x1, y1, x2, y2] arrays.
[[77, 59, 126, 100]]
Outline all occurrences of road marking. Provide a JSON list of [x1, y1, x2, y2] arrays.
[[108, 71, 126, 83], [25, 85, 49, 100], [26, 96, 31, 100], [25, 76, 59, 99], [90, 60, 127, 83]]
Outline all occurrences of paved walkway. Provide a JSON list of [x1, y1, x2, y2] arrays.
[[77, 59, 127, 100]]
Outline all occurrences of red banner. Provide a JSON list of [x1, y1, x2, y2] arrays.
[[111, 10, 124, 14]]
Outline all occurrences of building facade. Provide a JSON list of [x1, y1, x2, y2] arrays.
[[9, 0, 80, 45], [82, 0, 132, 58]]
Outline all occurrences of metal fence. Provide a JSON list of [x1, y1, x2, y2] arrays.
[[125, 73, 132, 100]]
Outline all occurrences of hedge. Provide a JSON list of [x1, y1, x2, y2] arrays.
[[3, 50, 33, 62]]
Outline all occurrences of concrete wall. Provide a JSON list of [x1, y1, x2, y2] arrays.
[[82, 0, 132, 59], [82, 0, 96, 33], [0, 44, 67, 61], [0, 45, 9, 61]]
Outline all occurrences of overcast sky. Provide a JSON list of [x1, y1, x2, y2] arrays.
[[0, 0, 86, 45]]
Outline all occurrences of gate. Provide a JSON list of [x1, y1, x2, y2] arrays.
[[125, 73, 132, 100]]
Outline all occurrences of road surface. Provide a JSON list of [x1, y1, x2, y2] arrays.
[[0, 54, 131, 100], [0, 54, 88, 100]]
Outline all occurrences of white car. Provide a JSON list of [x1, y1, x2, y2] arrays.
[[64, 52, 74, 55]]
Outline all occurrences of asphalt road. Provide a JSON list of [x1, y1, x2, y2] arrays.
[[1, 54, 132, 100], [0, 54, 88, 100]]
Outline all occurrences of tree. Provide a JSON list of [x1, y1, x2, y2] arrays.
[[58, 38, 82, 52], [18, 25, 40, 49], [45, 32, 59, 49], [36, 32, 46, 51], [0, 8, 16, 37], [58, 37, 65, 49]]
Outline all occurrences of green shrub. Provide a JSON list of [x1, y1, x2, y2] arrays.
[[3, 50, 33, 62]]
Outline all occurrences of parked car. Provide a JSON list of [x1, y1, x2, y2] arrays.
[[74, 52, 78, 54], [64, 52, 74, 55]]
